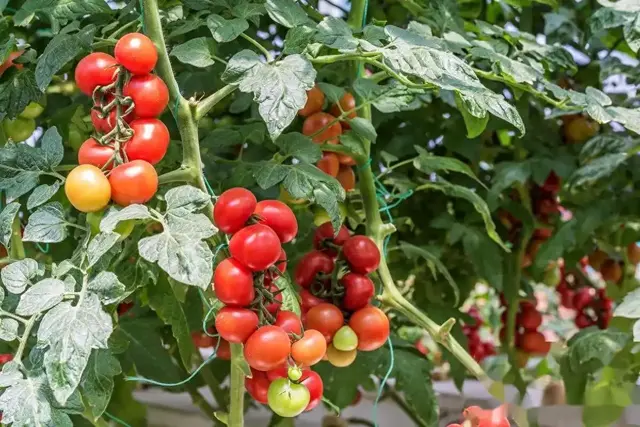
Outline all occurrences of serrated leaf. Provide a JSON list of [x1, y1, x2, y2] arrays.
[[457, 90, 525, 135], [265, 0, 314, 28], [569, 153, 628, 187], [470, 46, 540, 85], [0, 318, 18, 341], [16, 278, 65, 315], [40, 127, 64, 168], [413, 149, 484, 187], [13, 0, 112, 27], [1, 258, 41, 294], [87, 233, 120, 268], [22, 202, 68, 243], [315, 17, 358, 52], [454, 91, 489, 138], [339, 133, 366, 158], [232, 0, 265, 24], [614, 287, 640, 319], [399, 242, 459, 304], [283, 26, 316, 54], [353, 78, 426, 113], [317, 82, 345, 104], [27, 182, 61, 210], [275, 132, 322, 163], [349, 117, 377, 142], [207, 14, 249, 43], [0, 70, 43, 121], [165, 185, 211, 213], [87, 272, 126, 305], [0, 202, 20, 248], [567, 329, 630, 372], [100, 205, 151, 233], [80, 349, 121, 420], [170, 37, 216, 68]]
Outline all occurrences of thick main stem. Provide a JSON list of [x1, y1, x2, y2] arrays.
[[228, 343, 245, 427]]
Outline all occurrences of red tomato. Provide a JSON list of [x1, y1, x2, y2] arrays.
[[519, 331, 550, 355], [91, 96, 133, 133], [342, 236, 380, 274], [244, 326, 292, 371], [123, 74, 169, 118], [214, 188, 257, 234], [192, 331, 215, 348], [214, 338, 231, 360], [329, 92, 357, 129], [75, 52, 118, 95], [517, 306, 542, 331], [301, 370, 323, 411], [317, 152, 340, 177], [0, 354, 13, 364], [341, 273, 375, 311], [337, 166, 356, 191], [229, 224, 282, 271], [215, 307, 259, 343], [313, 222, 350, 256], [123, 118, 170, 165], [253, 200, 298, 243], [246, 369, 271, 404], [291, 329, 327, 366], [0, 51, 24, 77], [264, 283, 284, 314], [114, 33, 158, 75], [274, 311, 302, 335], [300, 289, 327, 313], [299, 85, 325, 117], [302, 112, 342, 144], [275, 248, 288, 273], [78, 138, 115, 169], [294, 250, 335, 288], [304, 303, 344, 343], [117, 302, 134, 316], [338, 154, 356, 166], [349, 306, 389, 351], [213, 258, 255, 307], [109, 160, 158, 206]]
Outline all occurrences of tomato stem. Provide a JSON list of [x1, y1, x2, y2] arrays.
[[228, 343, 245, 427], [195, 84, 237, 121]]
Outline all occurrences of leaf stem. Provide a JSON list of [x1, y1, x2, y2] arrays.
[[0, 310, 27, 324], [158, 167, 198, 185], [14, 315, 38, 363], [9, 215, 25, 261], [228, 343, 245, 427], [195, 84, 238, 120], [240, 33, 274, 62]]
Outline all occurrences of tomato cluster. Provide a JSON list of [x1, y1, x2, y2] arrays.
[[462, 307, 495, 362], [66, 33, 168, 213], [299, 85, 357, 192], [295, 222, 389, 367], [499, 297, 549, 360], [447, 404, 510, 427]]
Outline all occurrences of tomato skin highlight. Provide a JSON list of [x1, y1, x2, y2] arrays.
[[124, 118, 170, 165], [215, 307, 259, 343], [244, 325, 292, 371], [246, 369, 271, 404], [213, 258, 255, 307], [78, 138, 115, 169], [214, 188, 257, 234], [267, 378, 310, 418], [342, 236, 381, 274], [114, 33, 158, 75], [336, 165, 356, 191], [299, 85, 325, 117], [341, 273, 375, 311], [302, 112, 342, 144], [75, 52, 117, 95], [229, 224, 282, 271], [294, 250, 335, 288], [274, 311, 302, 335], [304, 303, 344, 343], [65, 165, 111, 213], [291, 329, 327, 366], [317, 152, 340, 177], [253, 200, 298, 243], [109, 160, 158, 206], [123, 74, 169, 118], [349, 306, 389, 351]]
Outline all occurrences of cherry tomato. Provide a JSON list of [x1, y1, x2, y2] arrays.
[[214, 337, 231, 360], [78, 138, 115, 169], [588, 249, 608, 269], [0, 51, 24, 77], [264, 283, 284, 314], [300, 289, 327, 313], [215, 307, 259, 343], [267, 378, 310, 418], [564, 116, 599, 144], [302, 112, 342, 144], [304, 303, 344, 343], [0, 354, 14, 364], [332, 325, 358, 352], [519, 331, 550, 355], [572, 288, 593, 311], [244, 325, 292, 371], [246, 369, 271, 404], [114, 33, 158, 75], [90, 103, 124, 135], [342, 236, 380, 274], [338, 153, 356, 166], [214, 188, 257, 234], [313, 222, 350, 256], [19, 102, 45, 119], [341, 273, 375, 311], [75, 52, 118, 95], [192, 331, 215, 348], [299, 85, 325, 117], [274, 311, 302, 335], [123, 118, 170, 165], [317, 152, 340, 177], [3, 117, 35, 142], [542, 171, 561, 194], [253, 200, 298, 243], [213, 258, 255, 307], [329, 92, 357, 129], [109, 160, 158, 206], [600, 259, 622, 283], [294, 251, 335, 288], [274, 248, 288, 273], [123, 74, 169, 118], [628, 243, 640, 264], [517, 307, 542, 331], [65, 165, 111, 212], [575, 312, 594, 329], [291, 329, 327, 366], [326, 344, 357, 367], [229, 224, 282, 271], [300, 370, 323, 411], [336, 165, 355, 191], [349, 306, 389, 351]]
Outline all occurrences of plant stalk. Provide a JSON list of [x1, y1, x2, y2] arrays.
[[228, 343, 245, 427]]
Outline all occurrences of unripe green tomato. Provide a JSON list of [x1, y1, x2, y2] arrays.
[[19, 102, 45, 119], [312, 203, 346, 227], [86, 210, 135, 240], [61, 81, 77, 95], [332, 325, 359, 352], [67, 127, 85, 151], [543, 264, 561, 287], [3, 117, 36, 142], [267, 378, 310, 418], [287, 366, 302, 382]]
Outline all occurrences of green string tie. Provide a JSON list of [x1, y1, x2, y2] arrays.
[[372, 337, 394, 427], [104, 411, 133, 427]]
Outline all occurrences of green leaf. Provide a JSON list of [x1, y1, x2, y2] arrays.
[[35, 26, 95, 91], [275, 132, 322, 163], [487, 161, 531, 207], [399, 242, 459, 304], [80, 349, 121, 421], [339, 133, 366, 158], [165, 185, 211, 213], [13, 0, 112, 27], [87, 272, 126, 305], [353, 79, 427, 113], [207, 14, 249, 43], [22, 202, 68, 243], [170, 37, 216, 68], [0, 318, 19, 341], [222, 50, 316, 139], [86, 232, 119, 269], [349, 117, 377, 142], [38, 293, 112, 404], [15, 278, 65, 316], [614, 287, 640, 319], [0, 70, 42, 121], [413, 147, 485, 187], [272, 275, 301, 316], [470, 46, 540, 85], [27, 182, 62, 210], [283, 26, 316, 55], [0, 202, 20, 248], [567, 329, 630, 373], [315, 17, 358, 52], [100, 205, 151, 233], [462, 227, 504, 289], [317, 82, 345, 104], [265, 0, 314, 28], [456, 90, 525, 135], [454, 91, 489, 138], [569, 153, 628, 187], [1, 258, 41, 294], [231, 1, 265, 25]]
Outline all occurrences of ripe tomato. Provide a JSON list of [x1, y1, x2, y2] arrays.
[[244, 325, 292, 371], [313, 222, 350, 256], [341, 273, 375, 311], [214, 337, 231, 360], [267, 378, 310, 418], [338, 153, 356, 166], [246, 369, 271, 404], [572, 288, 593, 311], [349, 306, 389, 351], [123, 74, 169, 118], [628, 243, 640, 264], [0, 354, 14, 364], [300, 289, 327, 313], [588, 249, 608, 269], [302, 112, 342, 144], [75, 52, 118, 95], [304, 303, 344, 343], [253, 200, 298, 243], [114, 33, 158, 75], [214, 188, 257, 234], [229, 224, 282, 271], [519, 331, 550, 355], [329, 92, 357, 129], [0, 51, 24, 77], [109, 160, 158, 206], [274, 311, 302, 335], [542, 171, 561, 194], [317, 152, 340, 177], [294, 251, 335, 288], [91, 100, 133, 134], [291, 329, 327, 366], [336, 165, 356, 191], [215, 307, 259, 343], [264, 283, 284, 314], [274, 248, 288, 273], [326, 344, 357, 367], [332, 325, 358, 352], [65, 165, 111, 212], [78, 138, 115, 169], [342, 236, 380, 274], [575, 312, 594, 329], [213, 258, 255, 307], [299, 85, 325, 117], [123, 118, 170, 165], [600, 259, 622, 283], [517, 307, 542, 331], [192, 331, 215, 348], [2, 117, 35, 142]]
